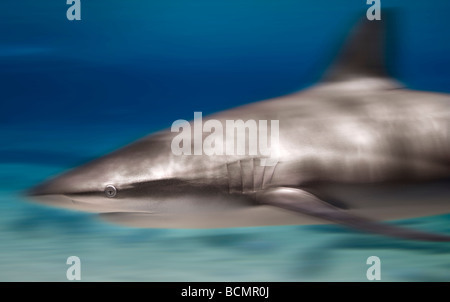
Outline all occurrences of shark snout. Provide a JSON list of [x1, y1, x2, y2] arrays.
[[26, 165, 101, 198], [26, 179, 104, 212], [25, 169, 133, 213], [25, 177, 76, 208], [26, 170, 82, 197], [27, 192, 76, 208], [25, 169, 98, 208], [27, 181, 60, 197]]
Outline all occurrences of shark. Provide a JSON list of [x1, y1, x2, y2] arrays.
[[27, 14, 450, 241]]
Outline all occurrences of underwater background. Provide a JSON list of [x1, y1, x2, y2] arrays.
[[1, 0, 450, 281]]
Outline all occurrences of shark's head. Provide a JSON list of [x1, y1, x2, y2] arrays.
[[26, 131, 231, 215]]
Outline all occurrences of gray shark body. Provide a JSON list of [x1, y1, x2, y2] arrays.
[[28, 16, 450, 241]]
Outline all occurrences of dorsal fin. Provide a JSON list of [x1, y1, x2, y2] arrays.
[[323, 13, 393, 83]]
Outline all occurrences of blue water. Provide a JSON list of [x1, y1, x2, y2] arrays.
[[1, 1, 450, 281]]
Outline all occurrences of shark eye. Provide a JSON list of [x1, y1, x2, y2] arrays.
[[104, 185, 117, 198]]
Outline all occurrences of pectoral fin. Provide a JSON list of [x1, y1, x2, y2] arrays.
[[257, 187, 450, 242]]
